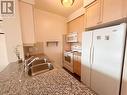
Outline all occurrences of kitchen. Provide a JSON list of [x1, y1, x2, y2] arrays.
[[0, 0, 127, 95]]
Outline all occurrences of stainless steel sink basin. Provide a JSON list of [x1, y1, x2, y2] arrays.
[[26, 57, 53, 76], [28, 58, 51, 67], [28, 63, 54, 76]]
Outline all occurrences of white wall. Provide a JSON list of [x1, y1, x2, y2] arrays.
[[34, 9, 67, 67], [0, 28, 8, 72], [2, 0, 24, 63]]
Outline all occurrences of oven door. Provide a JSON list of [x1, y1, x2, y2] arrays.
[[64, 52, 74, 72], [64, 53, 73, 67]]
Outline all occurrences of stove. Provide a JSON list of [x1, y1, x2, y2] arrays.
[[63, 51, 74, 73]]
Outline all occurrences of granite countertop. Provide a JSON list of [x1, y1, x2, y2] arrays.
[[0, 62, 97, 95]]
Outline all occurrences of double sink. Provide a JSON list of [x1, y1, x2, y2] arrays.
[[25, 57, 54, 76]]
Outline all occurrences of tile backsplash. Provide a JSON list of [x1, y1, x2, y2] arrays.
[[71, 43, 82, 52], [24, 42, 44, 58]]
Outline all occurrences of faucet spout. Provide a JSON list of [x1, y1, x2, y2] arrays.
[[27, 57, 39, 66]]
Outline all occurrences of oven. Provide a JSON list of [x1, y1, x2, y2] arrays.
[[63, 51, 74, 73]]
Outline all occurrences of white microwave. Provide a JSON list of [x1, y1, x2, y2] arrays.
[[66, 32, 78, 43]]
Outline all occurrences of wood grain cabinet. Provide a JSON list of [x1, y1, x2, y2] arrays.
[[85, 0, 124, 28], [20, 2, 35, 46], [123, 0, 127, 18], [73, 53, 81, 76], [83, 0, 96, 7], [68, 15, 84, 42], [102, 0, 123, 23], [85, 1, 101, 28], [68, 15, 84, 33]]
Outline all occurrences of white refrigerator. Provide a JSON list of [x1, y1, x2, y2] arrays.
[[81, 23, 127, 95], [0, 28, 8, 72], [121, 37, 127, 95]]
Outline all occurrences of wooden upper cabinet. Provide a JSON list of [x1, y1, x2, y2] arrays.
[[85, 1, 101, 28], [68, 15, 84, 33], [85, 0, 124, 28], [20, 2, 35, 46], [102, 0, 123, 23], [68, 15, 84, 42], [123, 0, 127, 18], [83, 0, 96, 7]]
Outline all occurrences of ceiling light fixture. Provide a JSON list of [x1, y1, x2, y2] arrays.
[[61, 0, 75, 7]]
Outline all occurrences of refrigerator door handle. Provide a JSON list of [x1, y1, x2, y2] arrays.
[[90, 46, 92, 64], [92, 46, 94, 64], [90, 32, 94, 65]]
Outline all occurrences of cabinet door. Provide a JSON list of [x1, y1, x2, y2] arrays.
[[20, 2, 35, 46], [84, 0, 96, 7], [74, 54, 81, 76], [102, 0, 123, 23], [68, 15, 84, 33], [123, 0, 127, 18], [68, 15, 84, 42], [85, 1, 101, 28]]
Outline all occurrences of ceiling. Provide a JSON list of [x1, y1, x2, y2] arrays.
[[34, 0, 83, 17]]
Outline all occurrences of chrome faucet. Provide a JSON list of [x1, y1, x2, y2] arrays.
[[27, 57, 39, 66], [24, 56, 39, 72], [24, 56, 34, 65]]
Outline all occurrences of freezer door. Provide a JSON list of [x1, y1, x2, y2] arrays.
[[121, 39, 127, 95], [81, 31, 93, 87], [0, 34, 8, 72], [91, 23, 126, 95]]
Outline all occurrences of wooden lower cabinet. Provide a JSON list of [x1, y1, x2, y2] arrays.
[[73, 53, 81, 76]]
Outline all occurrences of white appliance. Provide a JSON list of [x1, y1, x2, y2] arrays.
[[63, 51, 74, 72], [0, 28, 8, 72], [66, 32, 78, 43], [121, 39, 127, 95], [81, 23, 126, 95]]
